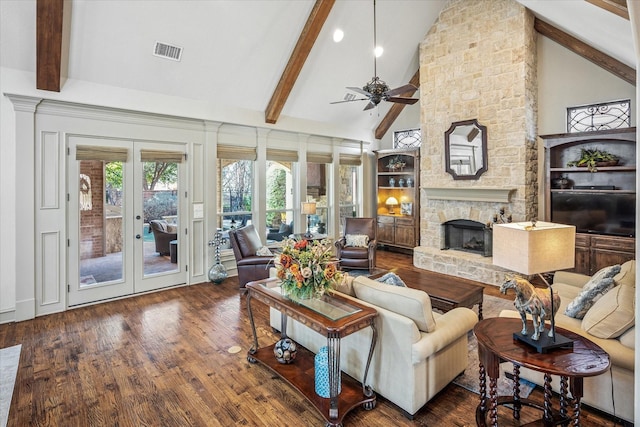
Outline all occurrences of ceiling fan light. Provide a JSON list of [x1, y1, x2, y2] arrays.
[[374, 46, 384, 58], [333, 29, 344, 43]]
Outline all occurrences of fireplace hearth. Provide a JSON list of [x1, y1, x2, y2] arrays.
[[442, 219, 492, 257]]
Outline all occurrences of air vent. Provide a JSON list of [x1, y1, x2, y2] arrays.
[[153, 41, 183, 61]]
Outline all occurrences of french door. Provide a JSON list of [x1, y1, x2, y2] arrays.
[[67, 137, 187, 306]]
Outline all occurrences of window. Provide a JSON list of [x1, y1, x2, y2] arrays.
[[218, 158, 254, 231], [266, 160, 294, 237], [338, 155, 361, 235]]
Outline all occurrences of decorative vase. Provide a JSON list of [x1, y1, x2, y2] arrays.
[[406, 177, 413, 187], [398, 178, 405, 187], [314, 346, 341, 397], [273, 338, 297, 364], [389, 177, 395, 187]]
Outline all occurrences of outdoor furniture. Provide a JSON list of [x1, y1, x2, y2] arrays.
[[267, 221, 293, 241], [149, 220, 178, 255]]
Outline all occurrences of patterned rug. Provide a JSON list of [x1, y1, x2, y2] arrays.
[[0, 344, 21, 427], [452, 295, 536, 398]]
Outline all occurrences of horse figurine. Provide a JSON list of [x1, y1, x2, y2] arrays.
[[499, 275, 560, 341]]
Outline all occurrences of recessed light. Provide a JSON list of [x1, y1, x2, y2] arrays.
[[374, 46, 384, 58], [333, 29, 344, 43]]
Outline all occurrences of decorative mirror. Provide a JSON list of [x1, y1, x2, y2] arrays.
[[444, 119, 488, 180]]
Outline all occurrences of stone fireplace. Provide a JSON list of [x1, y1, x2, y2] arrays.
[[442, 219, 492, 257], [414, 0, 538, 286]]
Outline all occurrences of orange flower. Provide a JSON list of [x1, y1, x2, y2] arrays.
[[279, 254, 293, 269], [294, 240, 308, 250], [276, 268, 286, 279], [324, 263, 337, 279]]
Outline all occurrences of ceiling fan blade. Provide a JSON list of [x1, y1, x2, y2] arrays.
[[384, 84, 418, 97], [363, 101, 376, 111], [329, 98, 368, 104], [386, 96, 419, 105], [346, 86, 371, 97]]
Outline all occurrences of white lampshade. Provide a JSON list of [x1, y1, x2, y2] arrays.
[[301, 202, 317, 215], [385, 197, 399, 206], [493, 221, 576, 275]]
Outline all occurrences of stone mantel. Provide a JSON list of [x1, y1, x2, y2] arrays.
[[422, 187, 516, 203]]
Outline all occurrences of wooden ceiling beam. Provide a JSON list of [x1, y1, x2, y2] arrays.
[[585, 0, 628, 20], [375, 69, 420, 140], [534, 18, 635, 86], [37, 0, 65, 92], [265, 0, 335, 124]]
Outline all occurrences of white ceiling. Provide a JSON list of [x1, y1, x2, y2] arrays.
[[0, 0, 636, 142]]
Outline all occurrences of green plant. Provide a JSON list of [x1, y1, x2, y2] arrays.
[[566, 148, 618, 172]]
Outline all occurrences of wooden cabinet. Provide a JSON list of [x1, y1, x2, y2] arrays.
[[376, 148, 419, 250], [541, 128, 636, 275]]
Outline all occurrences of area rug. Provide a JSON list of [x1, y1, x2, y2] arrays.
[[452, 295, 536, 398], [0, 344, 21, 427]]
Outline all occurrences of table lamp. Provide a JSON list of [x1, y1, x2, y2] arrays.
[[301, 201, 317, 238], [493, 221, 576, 353], [385, 197, 399, 214]]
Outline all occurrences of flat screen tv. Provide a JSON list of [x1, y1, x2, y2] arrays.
[[551, 192, 635, 237]]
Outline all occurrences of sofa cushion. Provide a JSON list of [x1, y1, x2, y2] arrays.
[[613, 260, 635, 287], [353, 276, 436, 332], [375, 272, 407, 287], [256, 246, 273, 256], [345, 234, 369, 247], [334, 274, 356, 296], [582, 284, 635, 339], [619, 326, 635, 350], [564, 264, 620, 319]]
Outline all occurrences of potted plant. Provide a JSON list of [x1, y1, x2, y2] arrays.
[[566, 148, 619, 172]]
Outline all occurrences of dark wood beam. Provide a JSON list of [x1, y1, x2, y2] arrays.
[[37, 0, 65, 92], [265, 0, 335, 124], [585, 0, 628, 20], [375, 69, 420, 140], [534, 18, 635, 86]]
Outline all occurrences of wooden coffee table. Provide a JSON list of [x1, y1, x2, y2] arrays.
[[474, 317, 610, 426], [397, 270, 485, 319]]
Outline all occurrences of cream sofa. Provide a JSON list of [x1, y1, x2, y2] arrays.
[[268, 275, 479, 417], [500, 260, 635, 423]]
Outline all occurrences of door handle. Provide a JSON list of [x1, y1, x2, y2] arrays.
[[136, 215, 141, 220], [136, 234, 141, 239]]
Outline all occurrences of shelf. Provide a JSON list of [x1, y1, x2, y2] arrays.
[[550, 166, 636, 172], [379, 186, 415, 190], [378, 171, 414, 175], [550, 189, 635, 194]]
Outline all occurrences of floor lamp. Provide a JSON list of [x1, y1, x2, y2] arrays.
[[493, 221, 576, 353], [301, 201, 317, 238]]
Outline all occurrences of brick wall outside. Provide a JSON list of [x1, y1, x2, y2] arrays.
[[80, 161, 105, 259]]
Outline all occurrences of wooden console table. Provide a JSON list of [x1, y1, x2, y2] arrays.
[[246, 278, 378, 427], [474, 318, 610, 426]]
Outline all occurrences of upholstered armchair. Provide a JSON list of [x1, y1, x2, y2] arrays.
[[229, 224, 274, 289], [149, 220, 178, 255], [335, 217, 377, 270]]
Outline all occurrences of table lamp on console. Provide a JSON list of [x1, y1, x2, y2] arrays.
[[385, 197, 399, 214], [493, 221, 576, 353], [301, 201, 317, 238]]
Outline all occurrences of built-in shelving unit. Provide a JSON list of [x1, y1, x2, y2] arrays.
[[376, 148, 419, 251], [541, 127, 636, 275]]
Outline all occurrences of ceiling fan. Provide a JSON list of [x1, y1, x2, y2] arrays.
[[331, 0, 419, 111]]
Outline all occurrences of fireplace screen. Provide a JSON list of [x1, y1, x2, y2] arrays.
[[442, 219, 492, 257]]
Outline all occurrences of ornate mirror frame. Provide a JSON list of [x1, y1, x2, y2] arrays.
[[444, 119, 488, 180]]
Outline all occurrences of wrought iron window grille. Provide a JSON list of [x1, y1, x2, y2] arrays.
[[567, 99, 630, 133]]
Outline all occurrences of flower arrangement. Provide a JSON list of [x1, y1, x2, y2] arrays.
[[566, 148, 619, 172], [275, 238, 342, 300], [386, 155, 406, 171]]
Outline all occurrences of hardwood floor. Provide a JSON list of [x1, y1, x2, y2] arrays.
[[0, 249, 623, 426]]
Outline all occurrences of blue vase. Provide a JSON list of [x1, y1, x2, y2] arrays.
[[389, 178, 395, 187], [314, 346, 341, 397], [406, 177, 413, 187]]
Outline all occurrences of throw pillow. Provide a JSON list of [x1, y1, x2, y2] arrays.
[[581, 284, 635, 339], [345, 234, 369, 247], [564, 264, 621, 319], [614, 260, 635, 287], [375, 272, 407, 287], [256, 246, 273, 256], [619, 326, 635, 350], [278, 222, 291, 234], [334, 274, 356, 296]]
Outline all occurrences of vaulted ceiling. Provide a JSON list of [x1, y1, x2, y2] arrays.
[[1, 0, 636, 142]]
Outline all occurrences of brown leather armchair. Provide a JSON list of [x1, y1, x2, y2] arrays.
[[149, 220, 178, 255], [229, 224, 274, 289], [335, 217, 377, 271]]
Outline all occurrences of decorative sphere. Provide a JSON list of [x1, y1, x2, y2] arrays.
[[208, 263, 228, 284], [273, 338, 297, 364]]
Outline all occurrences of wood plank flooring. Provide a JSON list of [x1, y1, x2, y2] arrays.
[[0, 249, 623, 426]]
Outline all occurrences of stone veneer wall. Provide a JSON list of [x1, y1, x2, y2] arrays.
[[415, 0, 538, 286]]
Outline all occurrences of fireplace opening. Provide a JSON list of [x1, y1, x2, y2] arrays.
[[442, 219, 492, 257]]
